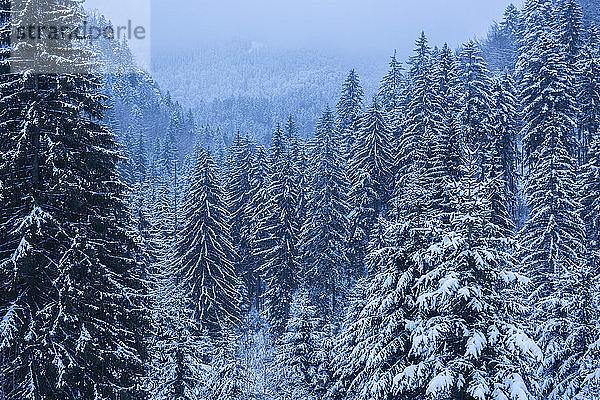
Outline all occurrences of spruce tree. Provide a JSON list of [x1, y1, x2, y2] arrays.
[[402, 147, 539, 400], [226, 132, 257, 308], [556, 0, 584, 67], [377, 51, 405, 112], [133, 130, 149, 188], [247, 145, 270, 310], [177, 148, 241, 334], [207, 329, 251, 400], [148, 261, 213, 400], [347, 100, 394, 276], [332, 146, 539, 400], [0, 1, 147, 397], [378, 52, 407, 156], [299, 108, 350, 318], [399, 32, 441, 189], [490, 71, 520, 223], [518, 0, 557, 163], [277, 288, 330, 400], [159, 126, 181, 231], [519, 28, 596, 400], [579, 39, 600, 255], [119, 126, 136, 192], [484, 4, 521, 73], [423, 43, 461, 218], [519, 31, 583, 277], [328, 218, 429, 400], [256, 125, 302, 335], [556, 0, 585, 165], [581, 137, 600, 256], [337, 70, 364, 161], [457, 41, 494, 158], [392, 32, 446, 226], [435, 43, 459, 120], [286, 116, 310, 227], [577, 34, 600, 165]]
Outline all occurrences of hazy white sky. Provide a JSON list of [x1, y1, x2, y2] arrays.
[[85, 0, 522, 62]]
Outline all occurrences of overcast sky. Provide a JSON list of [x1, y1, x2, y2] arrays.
[[86, 0, 522, 63]]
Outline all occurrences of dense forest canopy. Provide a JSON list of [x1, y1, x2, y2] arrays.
[[1, 0, 600, 399]]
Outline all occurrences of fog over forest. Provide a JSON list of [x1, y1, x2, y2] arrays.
[[1, 1, 600, 399]]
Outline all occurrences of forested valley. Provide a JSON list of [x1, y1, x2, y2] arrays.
[[1, 0, 600, 399]]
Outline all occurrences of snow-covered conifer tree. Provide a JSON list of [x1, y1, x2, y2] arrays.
[[457, 41, 494, 164], [247, 145, 270, 309], [0, 1, 148, 397], [398, 32, 441, 189], [177, 148, 241, 334], [328, 217, 427, 400], [402, 146, 540, 400], [148, 263, 213, 400], [207, 328, 251, 400], [226, 132, 257, 307], [337, 70, 364, 160], [347, 101, 394, 275], [577, 33, 600, 165], [299, 108, 350, 318], [556, 0, 584, 67], [377, 51, 406, 112], [519, 24, 597, 399], [579, 39, 600, 254], [490, 71, 520, 224], [517, 0, 557, 162], [277, 288, 331, 400], [256, 125, 302, 335]]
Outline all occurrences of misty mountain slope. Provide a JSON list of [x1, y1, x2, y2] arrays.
[[151, 42, 384, 139], [580, 0, 600, 26]]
